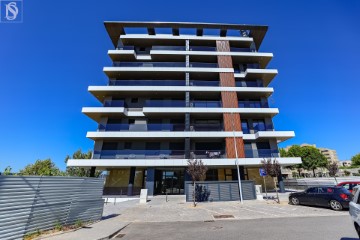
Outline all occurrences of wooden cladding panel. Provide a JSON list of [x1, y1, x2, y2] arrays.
[[223, 113, 242, 131], [221, 91, 238, 108], [216, 40, 231, 52], [217, 40, 245, 159], [226, 137, 245, 158]]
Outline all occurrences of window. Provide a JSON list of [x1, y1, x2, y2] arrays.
[[206, 169, 218, 181], [131, 98, 139, 103], [124, 142, 132, 149], [241, 120, 249, 134], [253, 120, 266, 131], [146, 142, 161, 150], [306, 188, 317, 194], [102, 142, 118, 150], [256, 142, 270, 150]]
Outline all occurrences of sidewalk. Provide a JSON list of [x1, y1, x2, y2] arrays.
[[41, 216, 129, 240]]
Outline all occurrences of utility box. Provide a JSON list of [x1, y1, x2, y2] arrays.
[[255, 185, 263, 200], [140, 189, 148, 204]]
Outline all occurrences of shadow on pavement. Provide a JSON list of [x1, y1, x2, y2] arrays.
[[101, 213, 119, 220], [340, 238, 358, 240]]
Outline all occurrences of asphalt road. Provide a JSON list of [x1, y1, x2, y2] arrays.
[[116, 216, 359, 240]]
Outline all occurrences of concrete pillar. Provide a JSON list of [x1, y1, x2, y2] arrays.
[[89, 167, 96, 177], [146, 168, 155, 196], [127, 167, 136, 196]]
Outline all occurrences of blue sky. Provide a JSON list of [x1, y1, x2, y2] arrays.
[[0, 0, 359, 171]]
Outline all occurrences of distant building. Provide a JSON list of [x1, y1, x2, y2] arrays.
[[284, 144, 339, 164], [340, 160, 352, 167], [284, 143, 316, 151], [318, 148, 339, 164]]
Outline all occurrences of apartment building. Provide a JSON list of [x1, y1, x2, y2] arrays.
[[319, 148, 339, 164], [67, 21, 301, 196]]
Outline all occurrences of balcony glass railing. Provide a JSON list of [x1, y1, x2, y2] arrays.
[[245, 149, 279, 158], [190, 46, 217, 51], [104, 100, 125, 107], [152, 46, 186, 51], [112, 62, 219, 68], [230, 47, 253, 52], [98, 123, 223, 132], [116, 46, 135, 50], [94, 150, 226, 159], [108, 80, 220, 87], [109, 80, 185, 86], [189, 80, 220, 86], [191, 101, 222, 108], [234, 64, 261, 73], [94, 150, 186, 159], [238, 101, 268, 108], [235, 81, 263, 87], [145, 100, 186, 107], [253, 124, 274, 132]]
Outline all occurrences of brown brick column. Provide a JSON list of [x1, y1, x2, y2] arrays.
[[216, 40, 245, 158]]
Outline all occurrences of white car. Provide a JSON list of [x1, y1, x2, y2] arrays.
[[349, 186, 360, 237]]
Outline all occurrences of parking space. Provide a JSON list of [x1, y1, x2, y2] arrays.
[[103, 195, 348, 223]]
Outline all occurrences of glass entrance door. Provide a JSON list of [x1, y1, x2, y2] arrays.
[[154, 169, 184, 195]]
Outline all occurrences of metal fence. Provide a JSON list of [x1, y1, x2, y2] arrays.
[[185, 180, 256, 202], [0, 176, 105, 240], [284, 177, 360, 190]]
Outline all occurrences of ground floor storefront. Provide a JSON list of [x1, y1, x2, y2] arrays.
[[103, 166, 281, 196]]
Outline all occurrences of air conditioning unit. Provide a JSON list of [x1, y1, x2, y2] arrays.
[[190, 102, 194, 107], [190, 125, 194, 131]]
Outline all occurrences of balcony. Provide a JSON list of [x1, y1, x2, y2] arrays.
[[104, 100, 125, 107], [145, 100, 186, 107], [245, 149, 279, 158], [109, 80, 185, 86], [144, 100, 222, 108], [253, 124, 274, 132], [234, 64, 260, 73], [191, 101, 222, 108], [98, 123, 223, 132], [108, 79, 220, 87], [242, 124, 274, 134], [238, 100, 269, 108], [230, 47, 253, 52], [93, 149, 226, 159], [112, 62, 219, 68], [235, 80, 263, 87]]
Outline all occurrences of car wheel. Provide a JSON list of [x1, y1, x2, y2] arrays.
[[329, 200, 343, 211], [290, 197, 300, 205]]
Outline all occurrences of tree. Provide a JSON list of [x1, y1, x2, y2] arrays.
[[3, 166, 12, 175], [327, 162, 339, 184], [65, 149, 102, 177], [186, 158, 208, 207], [19, 159, 62, 176], [262, 158, 281, 203], [284, 145, 327, 177], [351, 153, 360, 166], [301, 146, 328, 176]]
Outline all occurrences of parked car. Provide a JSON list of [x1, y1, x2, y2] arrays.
[[337, 181, 360, 193], [349, 186, 360, 237], [289, 186, 352, 210]]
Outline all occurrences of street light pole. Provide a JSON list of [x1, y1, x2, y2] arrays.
[[232, 112, 243, 204]]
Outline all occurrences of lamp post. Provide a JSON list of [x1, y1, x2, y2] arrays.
[[231, 112, 243, 204]]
